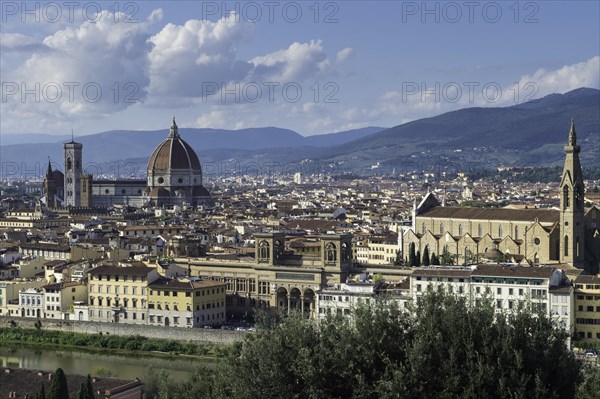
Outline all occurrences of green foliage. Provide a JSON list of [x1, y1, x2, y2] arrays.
[[430, 252, 440, 265], [77, 375, 94, 399], [394, 250, 403, 266], [440, 247, 456, 265], [47, 368, 69, 399], [0, 328, 218, 357], [577, 365, 600, 399], [37, 381, 46, 399], [408, 243, 417, 266], [188, 289, 583, 399], [422, 246, 430, 266]]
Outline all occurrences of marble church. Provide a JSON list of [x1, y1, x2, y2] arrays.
[[44, 118, 212, 209], [403, 120, 600, 273]]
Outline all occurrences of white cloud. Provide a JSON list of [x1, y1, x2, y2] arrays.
[[513, 56, 600, 99], [147, 13, 253, 99], [2, 9, 155, 132], [0, 33, 51, 53], [249, 40, 331, 82], [365, 57, 600, 128], [336, 47, 353, 63]]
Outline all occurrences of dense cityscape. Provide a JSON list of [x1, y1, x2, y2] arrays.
[[1, 1, 599, 398]]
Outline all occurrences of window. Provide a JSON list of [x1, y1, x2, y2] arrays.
[[496, 300, 502, 309], [509, 288, 513, 296], [440, 223, 445, 234], [497, 287, 502, 295]]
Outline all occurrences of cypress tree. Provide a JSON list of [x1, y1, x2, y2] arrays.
[[79, 374, 95, 399], [37, 382, 46, 399], [422, 246, 430, 266], [408, 243, 416, 266], [431, 252, 440, 265], [47, 368, 69, 399], [415, 250, 421, 267]]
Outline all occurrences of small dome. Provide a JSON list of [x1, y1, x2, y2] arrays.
[[147, 117, 201, 173]]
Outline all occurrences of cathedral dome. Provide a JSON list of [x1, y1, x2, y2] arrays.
[[145, 117, 211, 207], [147, 117, 201, 173]]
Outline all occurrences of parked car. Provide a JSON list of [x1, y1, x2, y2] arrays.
[[585, 348, 598, 357]]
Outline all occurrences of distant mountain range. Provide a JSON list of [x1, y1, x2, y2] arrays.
[[0, 88, 598, 177]]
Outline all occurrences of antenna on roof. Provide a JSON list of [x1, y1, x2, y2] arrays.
[[71, 128, 74, 142]]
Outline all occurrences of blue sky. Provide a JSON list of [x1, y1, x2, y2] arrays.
[[1, 1, 598, 136]]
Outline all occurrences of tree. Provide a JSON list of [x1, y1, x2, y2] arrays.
[[203, 289, 582, 398], [440, 247, 456, 265], [37, 382, 46, 399], [422, 246, 430, 266], [47, 368, 69, 399], [430, 252, 440, 265], [394, 250, 403, 266], [577, 365, 600, 399], [78, 375, 94, 399], [415, 250, 421, 267], [408, 243, 417, 266]]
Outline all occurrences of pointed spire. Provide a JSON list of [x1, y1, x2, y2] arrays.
[[71, 128, 74, 143], [46, 157, 53, 178], [169, 116, 179, 138], [568, 117, 576, 146]]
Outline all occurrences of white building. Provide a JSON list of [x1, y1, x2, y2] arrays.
[[409, 264, 574, 341], [316, 281, 410, 321], [18, 288, 44, 318]]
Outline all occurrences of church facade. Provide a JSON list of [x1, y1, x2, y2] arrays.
[[44, 118, 212, 209], [403, 120, 600, 273]]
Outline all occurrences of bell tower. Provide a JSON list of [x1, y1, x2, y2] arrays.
[[560, 118, 585, 266], [64, 135, 83, 207]]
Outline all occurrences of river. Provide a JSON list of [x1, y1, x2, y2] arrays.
[[0, 345, 216, 382]]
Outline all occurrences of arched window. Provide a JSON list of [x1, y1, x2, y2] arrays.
[[259, 240, 270, 261], [326, 242, 337, 262], [498, 225, 503, 237], [563, 186, 570, 209], [564, 236, 569, 257], [421, 222, 426, 234], [440, 223, 444, 234], [576, 236, 580, 257], [458, 224, 463, 236], [67, 158, 72, 170], [514, 226, 519, 240], [478, 224, 483, 237]]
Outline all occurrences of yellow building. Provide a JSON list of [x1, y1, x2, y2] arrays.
[[147, 277, 226, 328], [574, 275, 600, 342], [87, 265, 155, 324]]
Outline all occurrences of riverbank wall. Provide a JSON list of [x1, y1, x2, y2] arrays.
[[0, 316, 244, 344]]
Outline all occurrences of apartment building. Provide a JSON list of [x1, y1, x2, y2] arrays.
[[574, 275, 600, 342], [147, 277, 226, 328], [43, 281, 87, 320], [87, 265, 156, 324], [410, 264, 574, 339]]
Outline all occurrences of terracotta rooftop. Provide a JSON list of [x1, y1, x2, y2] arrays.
[[419, 206, 559, 224]]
